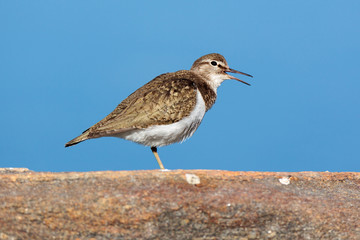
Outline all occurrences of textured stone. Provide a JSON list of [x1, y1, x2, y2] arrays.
[[0, 169, 359, 239]]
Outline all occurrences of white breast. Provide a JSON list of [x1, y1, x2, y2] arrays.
[[115, 90, 206, 147]]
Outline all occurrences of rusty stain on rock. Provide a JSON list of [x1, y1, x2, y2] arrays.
[[0, 169, 359, 239]]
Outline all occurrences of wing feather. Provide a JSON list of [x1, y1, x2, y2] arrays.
[[87, 71, 198, 138]]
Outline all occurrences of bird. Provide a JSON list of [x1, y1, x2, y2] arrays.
[[65, 53, 252, 169]]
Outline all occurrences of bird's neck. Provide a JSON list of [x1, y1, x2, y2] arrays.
[[204, 74, 226, 94], [191, 70, 225, 94], [189, 71, 218, 111]]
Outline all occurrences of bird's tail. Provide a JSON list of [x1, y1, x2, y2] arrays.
[[65, 129, 90, 147]]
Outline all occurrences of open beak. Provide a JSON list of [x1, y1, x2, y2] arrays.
[[225, 68, 253, 86]]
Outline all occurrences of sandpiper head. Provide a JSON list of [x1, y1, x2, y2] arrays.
[[190, 53, 252, 91]]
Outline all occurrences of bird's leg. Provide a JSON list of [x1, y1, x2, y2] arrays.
[[151, 147, 165, 169]]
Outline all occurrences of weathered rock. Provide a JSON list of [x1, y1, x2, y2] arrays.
[[0, 169, 359, 239]]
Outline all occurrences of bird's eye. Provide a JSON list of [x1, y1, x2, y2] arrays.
[[211, 61, 217, 66]]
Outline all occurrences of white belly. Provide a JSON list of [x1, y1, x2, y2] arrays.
[[116, 90, 206, 147]]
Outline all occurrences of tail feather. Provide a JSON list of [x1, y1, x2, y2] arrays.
[[65, 131, 90, 147]]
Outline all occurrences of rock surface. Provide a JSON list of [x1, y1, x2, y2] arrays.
[[0, 168, 359, 239]]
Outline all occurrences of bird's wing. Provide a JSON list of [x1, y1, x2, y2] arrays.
[[87, 72, 198, 138]]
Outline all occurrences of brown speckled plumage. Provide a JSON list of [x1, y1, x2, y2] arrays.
[[65, 70, 216, 146], [65, 53, 252, 169], [88, 70, 215, 138]]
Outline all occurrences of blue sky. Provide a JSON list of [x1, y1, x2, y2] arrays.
[[1, 1, 359, 172]]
